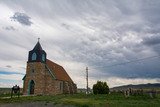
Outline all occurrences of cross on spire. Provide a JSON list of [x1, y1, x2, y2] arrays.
[[38, 38, 40, 42]]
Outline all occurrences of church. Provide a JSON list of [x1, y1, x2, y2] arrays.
[[22, 40, 77, 95]]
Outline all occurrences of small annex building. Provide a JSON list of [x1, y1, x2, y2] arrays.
[[22, 40, 77, 95]]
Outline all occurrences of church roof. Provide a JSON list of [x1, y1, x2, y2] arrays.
[[33, 41, 43, 50], [46, 59, 73, 82]]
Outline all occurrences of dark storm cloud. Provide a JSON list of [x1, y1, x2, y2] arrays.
[[10, 12, 32, 26], [143, 36, 160, 46]]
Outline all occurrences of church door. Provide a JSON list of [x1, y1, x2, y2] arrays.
[[29, 80, 35, 95]]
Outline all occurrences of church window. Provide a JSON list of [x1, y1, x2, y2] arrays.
[[32, 52, 37, 60], [60, 82, 63, 91], [42, 54, 45, 61]]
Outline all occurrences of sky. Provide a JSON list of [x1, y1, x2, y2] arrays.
[[0, 0, 160, 88]]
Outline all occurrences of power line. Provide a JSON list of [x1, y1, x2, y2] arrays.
[[90, 55, 160, 70]]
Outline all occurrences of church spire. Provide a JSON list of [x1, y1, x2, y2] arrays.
[[33, 38, 42, 50], [28, 39, 47, 63]]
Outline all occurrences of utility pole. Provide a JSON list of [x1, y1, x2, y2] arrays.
[[86, 67, 88, 94]]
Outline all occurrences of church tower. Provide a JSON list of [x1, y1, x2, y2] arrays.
[[28, 40, 46, 63], [23, 40, 47, 95]]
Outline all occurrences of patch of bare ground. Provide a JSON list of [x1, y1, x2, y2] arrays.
[[0, 102, 75, 107]]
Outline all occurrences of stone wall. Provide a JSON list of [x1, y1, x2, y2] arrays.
[[23, 62, 46, 95], [23, 62, 77, 95]]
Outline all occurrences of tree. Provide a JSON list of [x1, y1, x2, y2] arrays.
[[93, 81, 109, 94]]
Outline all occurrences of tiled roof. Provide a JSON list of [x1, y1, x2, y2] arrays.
[[46, 59, 73, 82]]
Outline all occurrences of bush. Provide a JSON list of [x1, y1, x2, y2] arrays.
[[93, 81, 109, 94]]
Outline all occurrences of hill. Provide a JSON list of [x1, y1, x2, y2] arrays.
[[110, 83, 160, 91]]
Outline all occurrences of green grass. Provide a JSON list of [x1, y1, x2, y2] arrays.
[[0, 93, 160, 107]]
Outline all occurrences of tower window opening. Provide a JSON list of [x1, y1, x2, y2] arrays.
[[32, 52, 37, 60]]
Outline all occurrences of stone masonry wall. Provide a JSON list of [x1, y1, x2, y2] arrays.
[[43, 68, 63, 95], [23, 62, 77, 95], [23, 62, 46, 95]]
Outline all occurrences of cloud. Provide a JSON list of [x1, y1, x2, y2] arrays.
[[143, 35, 160, 46], [61, 23, 71, 30], [0, 71, 24, 75], [10, 12, 32, 26], [3, 26, 16, 31], [0, 74, 24, 80], [5, 65, 12, 68]]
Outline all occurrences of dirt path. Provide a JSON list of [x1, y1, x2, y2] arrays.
[[0, 102, 75, 107]]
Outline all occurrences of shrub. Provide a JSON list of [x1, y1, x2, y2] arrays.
[[93, 81, 109, 94]]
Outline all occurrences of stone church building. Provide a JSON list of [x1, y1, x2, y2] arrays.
[[22, 41, 77, 95]]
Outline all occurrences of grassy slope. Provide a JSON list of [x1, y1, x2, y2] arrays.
[[0, 93, 160, 107]]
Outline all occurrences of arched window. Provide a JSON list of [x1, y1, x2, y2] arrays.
[[42, 54, 45, 61], [32, 52, 37, 60]]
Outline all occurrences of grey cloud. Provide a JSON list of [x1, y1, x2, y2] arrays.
[[10, 12, 32, 26], [143, 36, 160, 46], [3, 26, 16, 31], [6, 65, 12, 68], [50, 29, 160, 79], [19, 67, 26, 70], [140, 1, 160, 25], [142, 35, 160, 56], [61, 23, 70, 30], [143, 34, 160, 46]]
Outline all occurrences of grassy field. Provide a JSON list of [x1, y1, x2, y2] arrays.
[[0, 93, 160, 107], [0, 88, 11, 94]]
